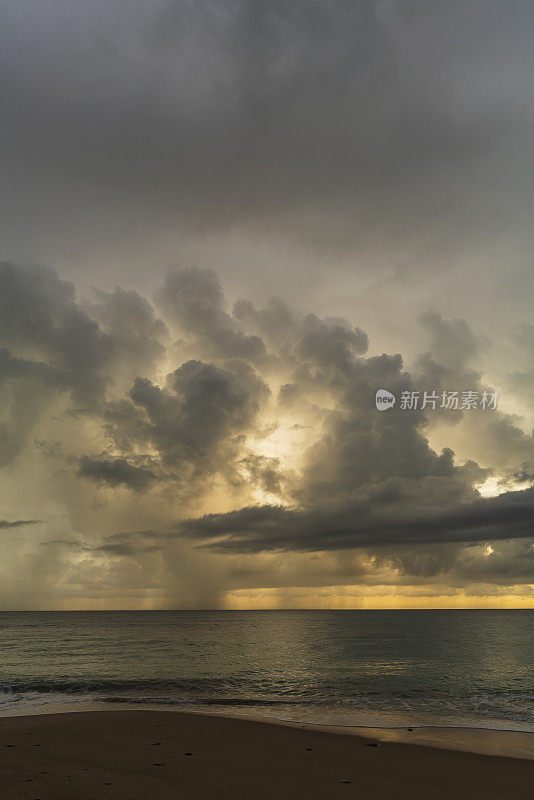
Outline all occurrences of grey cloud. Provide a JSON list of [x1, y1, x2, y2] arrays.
[[233, 296, 369, 370], [0, 345, 67, 466], [298, 314, 369, 371], [0, 262, 113, 404], [88, 528, 173, 557], [41, 539, 81, 547], [1, 261, 533, 602], [107, 272, 488, 512], [2, 0, 532, 279], [0, 348, 59, 387], [34, 439, 63, 457], [149, 358, 267, 465], [414, 312, 484, 417], [1, 1, 534, 607], [90, 542, 165, 557], [155, 268, 266, 362], [41, 531, 165, 557], [95, 357, 270, 493], [233, 297, 297, 350], [418, 311, 481, 370], [77, 455, 170, 492], [84, 286, 168, 383], [458, 540, 534, 585], [0, 265, 168, 417], [181, 485, 534, 554], [0, 385, 62, 468], [92, 530, 170, 556], [0, 519, 42, 529], [508, 324, 534, 403], [239, 453, 286, 498], [376, 544, 463, 580], [0, 263, 170, 470], [414, 313, 534, 473], [380, 538, 534, 586], [0, 262, 126, 468], [294, 349, 457, 504]]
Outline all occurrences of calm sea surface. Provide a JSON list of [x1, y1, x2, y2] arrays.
[[1, 610, 533, 729]]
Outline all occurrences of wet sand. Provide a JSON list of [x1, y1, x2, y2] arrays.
[[0, 709, 533, 799]]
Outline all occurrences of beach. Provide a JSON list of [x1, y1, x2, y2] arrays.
[[0, 709, 533, 800], [2, 612, 534, 797]]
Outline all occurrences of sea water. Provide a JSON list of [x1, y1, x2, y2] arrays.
[[1, 610, 533, 730]]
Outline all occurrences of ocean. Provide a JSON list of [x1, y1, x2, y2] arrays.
[[1, 610, 533, 730]]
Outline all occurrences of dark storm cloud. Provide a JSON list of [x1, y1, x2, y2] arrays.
[[181, 485, 534, 554], [2, 0, 534, 267]]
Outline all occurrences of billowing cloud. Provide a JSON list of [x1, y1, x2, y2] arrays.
[[0, 261, 533, 609]]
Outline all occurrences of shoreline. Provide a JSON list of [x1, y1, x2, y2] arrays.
[[2, 702, 534, 759], [0, 709, 533, 799]]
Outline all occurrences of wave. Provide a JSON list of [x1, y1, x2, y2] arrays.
[[99, 696, 304, 706], [0, 677, 265, 694], [1, 679, 534, 727]]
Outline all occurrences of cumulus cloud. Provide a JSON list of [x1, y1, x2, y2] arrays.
[[0, 260, 533, 607]]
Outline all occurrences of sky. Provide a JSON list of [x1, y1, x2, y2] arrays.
[[1, 0, 534, 609]]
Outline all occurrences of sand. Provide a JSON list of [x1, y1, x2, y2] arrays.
[[0, 709, 533, 799]]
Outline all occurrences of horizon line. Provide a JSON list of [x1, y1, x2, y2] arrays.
[[1, 607, 533, 613]]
